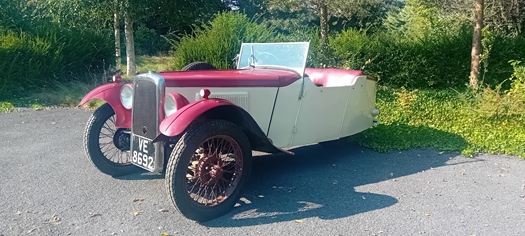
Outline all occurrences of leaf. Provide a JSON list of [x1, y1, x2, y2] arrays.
[[131, 211, 143, 216], [89, 212, 101, 218], [50, 214, 61, 223]]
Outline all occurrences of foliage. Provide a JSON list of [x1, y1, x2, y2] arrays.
[[330, 26, 473, 89], [259, 0, 403, 30], [134, 25, 171, 55], [421, 0, 525, 36], [0, 25, 113, 99], [171, 12, 282, 69], [383, 0, 462, 42], [350, 86, 525, 157], [0, 101, 15, 113]]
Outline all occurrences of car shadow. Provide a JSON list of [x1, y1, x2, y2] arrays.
[[203, 142, 478, 227]]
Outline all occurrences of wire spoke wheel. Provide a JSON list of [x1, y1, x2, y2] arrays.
[[186, 135, 243, 206], [84, 103, 141, 176], [166, 120, 252, 222], [98, 115, 131, 165]]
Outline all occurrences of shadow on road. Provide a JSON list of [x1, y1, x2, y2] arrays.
[[204, 143, 465, 227]]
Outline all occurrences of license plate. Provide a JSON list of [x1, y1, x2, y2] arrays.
[[131, 135, 156, 171]]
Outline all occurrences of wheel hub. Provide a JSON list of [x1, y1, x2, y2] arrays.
[[197, 154, 223, 185], [113, 128, 130, 151]]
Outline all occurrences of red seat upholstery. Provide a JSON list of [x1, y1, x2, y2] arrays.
[[304, 68, 364, 87]]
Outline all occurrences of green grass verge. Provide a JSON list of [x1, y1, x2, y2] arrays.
[[350, 88, 525, 157], [0, 101, 16, 112], [1, 80, 105, 112]]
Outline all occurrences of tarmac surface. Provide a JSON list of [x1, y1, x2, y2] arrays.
[[1, 108, 525, 236]]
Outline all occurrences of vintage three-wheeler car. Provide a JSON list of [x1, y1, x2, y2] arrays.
[[79, 42, 379, 221]]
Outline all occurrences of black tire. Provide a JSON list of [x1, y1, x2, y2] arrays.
[[83, 103, 141, 176], [181, 62, 217, 71], [165, 120, 252, 222]]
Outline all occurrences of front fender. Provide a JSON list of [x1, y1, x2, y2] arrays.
[[159, 99, 233, 137], [79, 83, 131, 128]]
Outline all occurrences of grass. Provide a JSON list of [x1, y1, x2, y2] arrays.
[[1, 74, 108, 112], [1, 56, 173, 112], [120, 55, 174, 75], [350, 87, 525, 158], [0, 102, 16, 112]]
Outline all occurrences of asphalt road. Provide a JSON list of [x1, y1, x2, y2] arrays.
[[1, 108, 525, 236]]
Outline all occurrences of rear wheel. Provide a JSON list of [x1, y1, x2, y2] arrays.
[[165, 120, 252, 222], [181, 62, 217, 71], [83, 103, 141, 176]]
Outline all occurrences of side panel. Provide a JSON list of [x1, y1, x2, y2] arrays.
[[339, 76, 377, 137], [166, 87, 278, 136], [266, 80, 303, 148], [291, 79, 349, 146], [79, 83, 131, 128]]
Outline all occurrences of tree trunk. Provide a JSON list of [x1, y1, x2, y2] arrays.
[[470, 0, 483, 89], [319, 1, 329, 60], [114, 11, 121, 68], [124, 11, 136, 76]]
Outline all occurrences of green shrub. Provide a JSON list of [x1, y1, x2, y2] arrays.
[[172, 12, 282, 69], [351, 86, 525, 157], [0, 25, 112, 99], [135, 25, 171, 56], [0, 101, 15, 112], [330, 27, 472, 89]]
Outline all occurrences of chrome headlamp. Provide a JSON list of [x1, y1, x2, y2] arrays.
[[120, 84, 133, 109], [164, 93, 189, 117]]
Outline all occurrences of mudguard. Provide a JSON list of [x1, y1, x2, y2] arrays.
[[79, 83, 131, 128], [159, 98, 292, 155]]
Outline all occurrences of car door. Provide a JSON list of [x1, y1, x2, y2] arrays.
[[290, 79, 350, 146]]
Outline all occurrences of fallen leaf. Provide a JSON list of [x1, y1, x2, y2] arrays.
[[131, 211, 143, 216], [158, 209, 169, 213], [294, 219, 304, 223], [50, 214, 61, 223], [133, 198, 145, 202], [89, 212, 101, 218]]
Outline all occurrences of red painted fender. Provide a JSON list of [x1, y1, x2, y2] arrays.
[[159, 98, 234, 137], [79, 83, 131, 128]]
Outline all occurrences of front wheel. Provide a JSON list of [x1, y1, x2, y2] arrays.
[[165, 120, 252, 222], [83, 103, 141, 176]]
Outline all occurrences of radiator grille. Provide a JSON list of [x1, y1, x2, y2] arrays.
[[132, 79, 158, 140]]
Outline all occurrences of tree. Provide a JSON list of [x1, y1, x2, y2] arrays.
[[470, 0, 484, 89], [113, 0, 121, 68], [261, 0, 401, 58], [422, 0, 525, 35], [124, 2, 136, 76]]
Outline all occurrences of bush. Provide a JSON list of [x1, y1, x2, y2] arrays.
[[171, 12, 282, 69], [134, 25, 171, 56], [0, 25, 112, 99], [350, 85, 525, 157], [330, 27, 473, 89]]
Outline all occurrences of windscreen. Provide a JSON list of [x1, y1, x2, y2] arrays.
[[236, 42, 310, 75]]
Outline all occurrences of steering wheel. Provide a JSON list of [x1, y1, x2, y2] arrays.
[[256, 52, 279, 65]]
